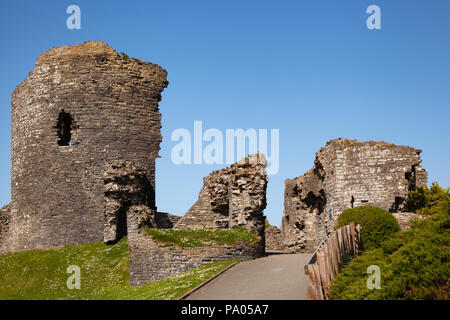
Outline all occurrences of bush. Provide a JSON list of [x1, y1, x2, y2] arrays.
[[120, 51, 130, 60], [336, 206, 400, 250], [405, 182, 449, 215], [330, 198, 450, 300]]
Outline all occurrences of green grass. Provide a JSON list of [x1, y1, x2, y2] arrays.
[[329, 198, 450, 300], [0, 237, 236, 300], [144, 226, 259, 247]]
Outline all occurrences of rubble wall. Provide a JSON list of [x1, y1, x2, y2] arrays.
[[0, 205, 10, 254], [282, 139, 427, 253], [174, 153, 268, 248]]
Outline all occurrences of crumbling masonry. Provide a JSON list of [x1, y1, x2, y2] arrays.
[[4, 41, 168, 252], [281, 139, 427, 253], [174, 153, 268, 252], [0, 40, 429, 285], [0, 205, 10, 253], [0, 42, 267, 286], [103, 156, 267, 285]]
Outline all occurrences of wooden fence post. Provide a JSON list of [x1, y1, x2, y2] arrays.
[[304, 223, 362, 300]]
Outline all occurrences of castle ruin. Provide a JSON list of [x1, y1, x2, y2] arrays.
[[3, 41, 168, 253], [281, 139, 427, 253], [102, 155, 268, 285], [0, 41, 267, 285], [174, 153, 268, 252], [0, 41, 431, 285]]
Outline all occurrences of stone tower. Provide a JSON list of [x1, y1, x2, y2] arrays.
[[6, 41, 168, 252], [281, 139, 427, 253]]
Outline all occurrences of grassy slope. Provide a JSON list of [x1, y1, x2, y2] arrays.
[[330, 200, 449, 300], [0, 238, 236, 300], [145, 226, 258, 247]]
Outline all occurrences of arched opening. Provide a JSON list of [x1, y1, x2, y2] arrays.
[[351, 195, 355, 208], [104, 203, 129, 245]]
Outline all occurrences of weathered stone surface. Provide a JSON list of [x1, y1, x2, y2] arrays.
[[282, 139, 427, 253], [174, 153, 268, 243], [265, 224, 287, 252], [174, 181, 230, 230], [103, 161, 157, 243], [392, 212, 424, 231], [125, 154, 269, 285], [155, 212, 181, 229], [282, 167, 328, 253], [101, 160, 263, 286], [229, 154, 268, 241], [1, 41, 266, 287], [5, 41, 168, 253], [128, 236, 262, 286], [0, 204, 11, 254]]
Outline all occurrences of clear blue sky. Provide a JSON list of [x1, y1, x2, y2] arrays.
[[0, 1, 449, 226]]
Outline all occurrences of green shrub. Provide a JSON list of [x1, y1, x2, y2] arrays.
[[120, 51, 130, 60], [330, 199, 450, 300], [405, 182, 449, 215], [336, 206, 400, 250]]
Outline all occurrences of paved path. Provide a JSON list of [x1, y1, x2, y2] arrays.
[[186, 253, 311, 300]]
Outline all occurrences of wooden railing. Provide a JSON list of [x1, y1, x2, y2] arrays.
[[304, 223, 361, 300]]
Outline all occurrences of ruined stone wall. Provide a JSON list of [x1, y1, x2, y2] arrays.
[[6, 41, 168, 253], [173, 171, 231, 230], [128, 234, 262, 286], [282, 139, 427, 253], [265, 225, 287, 252], [174, 153, 268, 246], [103, 161, 157, 244], [228, 154, 268, 242], [392, 212, 424, 231], [155, 212, 181, 229], [320, 139, 427, 217], [103, 160, 263, 285], [0, 204, 10, 254], [282, 165, 330, 253]]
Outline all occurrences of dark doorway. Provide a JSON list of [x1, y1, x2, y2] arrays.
[[115, 205, 128, 242], [55, 109, 73, 146]]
